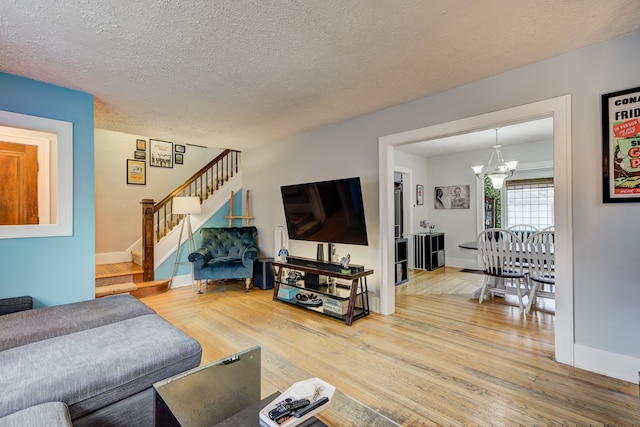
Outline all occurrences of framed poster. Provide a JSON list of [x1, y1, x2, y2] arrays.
[[602, 86, 640, 202], [134, 150, 146, 160], [136, 139, 146, 151], [149, 139, 173, 168], [175, 153, 184, 164], [416, 184, 424, 205], [126, 159, 146, 185], [175, 144, 186, 153]]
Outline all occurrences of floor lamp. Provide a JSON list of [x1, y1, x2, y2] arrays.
[[170, 196, 201, 291]]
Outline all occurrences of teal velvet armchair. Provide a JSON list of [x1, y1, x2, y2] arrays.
[[188, 226, 258, 292]]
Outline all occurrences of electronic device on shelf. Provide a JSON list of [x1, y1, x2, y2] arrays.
[[280, 177, 369, 246], [285, 255, 365, 274]]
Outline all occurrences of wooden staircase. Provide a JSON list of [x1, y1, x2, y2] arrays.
[[95, 262, 170, 298]]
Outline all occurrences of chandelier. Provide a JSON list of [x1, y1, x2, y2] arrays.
[[471, 129, 518, 190]]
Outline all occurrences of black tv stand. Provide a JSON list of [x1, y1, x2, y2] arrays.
[[273, 258, 372, 326], [286, 255, 365, 273]]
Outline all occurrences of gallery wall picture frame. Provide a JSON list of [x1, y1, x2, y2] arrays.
[[126, 159, 146, 185], [149, 139, 174, 168], [136, 139, 146, 151], [602, 85, 640, 203], [134, 150, 146, 160], [416, 184, 424, 205], [175, 153, 184, 164], [175, 144, 186, 153]]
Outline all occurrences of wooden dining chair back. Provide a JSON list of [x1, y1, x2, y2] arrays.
[[476, 228, 529, 312], [507, 224, 539, 242], [524, 231, 555, 313]]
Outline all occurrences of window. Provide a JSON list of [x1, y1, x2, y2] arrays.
[[505, 178, 554, 229]]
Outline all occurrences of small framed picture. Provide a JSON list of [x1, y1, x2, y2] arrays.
[[126, 159, 146, 185], [136, 139, 146, 151], [150, 139, 173, 168], [175, 144, 186, 153], [416, 184, 424, 205], [134, 150, 146, 160], [175, 153, 184, 164]]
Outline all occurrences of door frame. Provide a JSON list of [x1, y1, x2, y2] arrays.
[[378, 95, 573, 366], [394, 167, 414, 267]]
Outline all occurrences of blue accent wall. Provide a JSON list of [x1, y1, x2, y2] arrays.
[[155, 190, 244, 279], [0, 72, 95, 307]]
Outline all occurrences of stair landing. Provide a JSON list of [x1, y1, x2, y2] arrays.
[[96, 262, 169, 298]]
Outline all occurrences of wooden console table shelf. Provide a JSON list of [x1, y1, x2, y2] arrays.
[[272, 259, 373, 326]]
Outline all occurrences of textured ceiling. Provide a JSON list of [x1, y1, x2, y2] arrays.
[[1, 1, 640, 151]]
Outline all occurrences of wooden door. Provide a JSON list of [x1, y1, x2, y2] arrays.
[[0, 141, 38, 225]]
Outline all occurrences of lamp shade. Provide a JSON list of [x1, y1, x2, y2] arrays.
[[173, 197, 201, 215]]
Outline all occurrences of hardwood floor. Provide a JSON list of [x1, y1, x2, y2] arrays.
[[139, 269, 639, 425]]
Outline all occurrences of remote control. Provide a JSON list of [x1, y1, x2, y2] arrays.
[[268, 398, 311, 421], [294, 396, 329, 418]]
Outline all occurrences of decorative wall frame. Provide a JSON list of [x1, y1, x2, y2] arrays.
[[416, 184, 424, 205], [149, 139, 173, 168], [136, 139, 146, 150], [602, 85, 640, 203], [175, 153, 184, 164], [175, 144, 185, 153], [126, 159, 146, 185], [434, 185, 470, 209], [134, 150, 146, 160]]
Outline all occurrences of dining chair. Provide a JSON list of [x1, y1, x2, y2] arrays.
[[507, 224, 539, 242], [476, 228, 529, 312], [524, 231, 555, 314]]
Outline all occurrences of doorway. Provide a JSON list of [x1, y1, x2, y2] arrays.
[[378, 95, 573, 366]]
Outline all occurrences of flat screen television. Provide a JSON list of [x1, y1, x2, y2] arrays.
[[280, 177, 368, 246]]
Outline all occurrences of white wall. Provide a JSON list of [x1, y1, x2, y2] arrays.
[[244, 30, 640, 381], [94, 129, 222, 261]]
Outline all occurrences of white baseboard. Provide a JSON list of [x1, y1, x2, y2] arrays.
[[96, 251, 132, 265], [574, 343, 640, 383], [443, 257, 478, 270], [169, 274, 197, 289]]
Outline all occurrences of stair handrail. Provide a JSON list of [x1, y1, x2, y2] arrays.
[[141, 149, 240, 281]]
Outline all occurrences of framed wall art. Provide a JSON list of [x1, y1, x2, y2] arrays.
[[175, 144, 185, 153], [136, 139, 146, 151], [126, 159, 146, 185], [602, 85, 640, 203], [134, 150, 146, 160], [434, 185, 470, 209], [416, 184, 424, 205], [149, 139, 173, 168], [175, 153, 184, 164]]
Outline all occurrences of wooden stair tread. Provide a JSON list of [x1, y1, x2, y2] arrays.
[[135, 279, 170, 289], [96, 262, 143, 279], [130, 279, 171, 298], [95, 282, 138, 298]]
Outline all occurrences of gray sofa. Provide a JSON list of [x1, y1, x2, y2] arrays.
[[0, 294, 202, 426]]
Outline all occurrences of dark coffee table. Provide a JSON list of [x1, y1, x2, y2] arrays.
[[153, 346, 399, 427]]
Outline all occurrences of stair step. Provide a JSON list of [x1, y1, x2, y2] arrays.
[[96, 262, 144, 287], [130, 279, 171, 298], [131, 250, 143, 266], [96, 274, 143, 287], [96, 262, 143, 279], [95, 282, 138, 298]]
